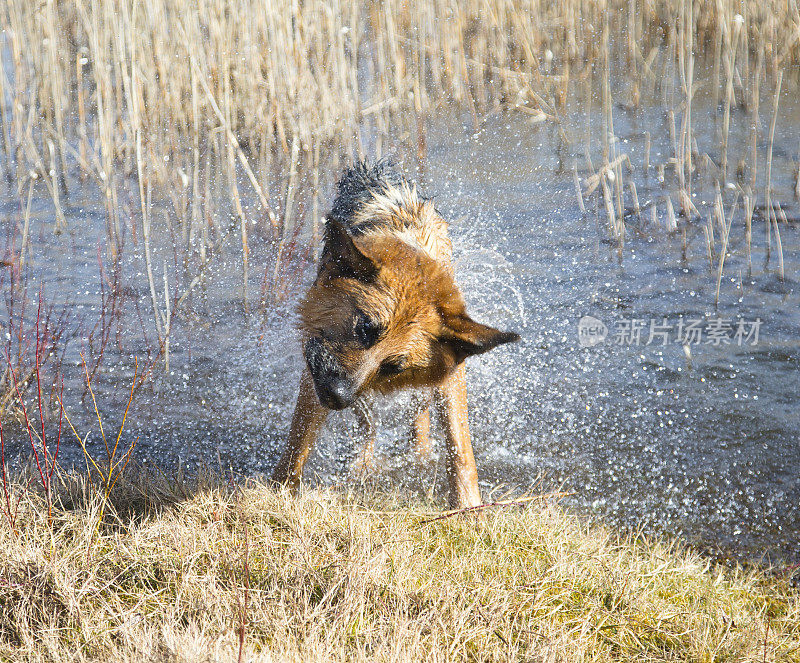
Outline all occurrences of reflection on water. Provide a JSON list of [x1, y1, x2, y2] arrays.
[[2, 95, 799, 565]]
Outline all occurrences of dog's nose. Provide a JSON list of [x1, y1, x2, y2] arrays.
[[318, 378, 355, 410], [304, 337, 356, 410]]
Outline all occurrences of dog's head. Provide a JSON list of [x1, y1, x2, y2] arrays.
[[298, 220, 520, 410]]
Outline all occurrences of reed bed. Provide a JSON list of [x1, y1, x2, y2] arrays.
[[0, 471, 797, 662], [2, 1, 798, 249]]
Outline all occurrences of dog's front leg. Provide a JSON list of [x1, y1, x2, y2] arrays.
[[434, 364, 482, 509], [411, 390, 433, 459], [272, 368, 329, 490], [351, 397, 376, 474]]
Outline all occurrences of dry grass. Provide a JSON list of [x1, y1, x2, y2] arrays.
[[0, 472, 797, 662]]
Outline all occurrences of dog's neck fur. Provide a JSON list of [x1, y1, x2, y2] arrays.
[[323, 160, 452, 266]]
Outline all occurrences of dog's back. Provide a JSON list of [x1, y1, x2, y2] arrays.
[[322, 160, 452, 267]]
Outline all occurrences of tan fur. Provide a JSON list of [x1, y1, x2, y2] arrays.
[[352, 182, 452, 263]]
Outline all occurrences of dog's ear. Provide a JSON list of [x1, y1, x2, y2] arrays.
[[440, 314, 520, 363], [326, 219, 377, 281]]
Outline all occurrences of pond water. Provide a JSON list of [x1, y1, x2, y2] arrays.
[[2, 94, 799, 566]]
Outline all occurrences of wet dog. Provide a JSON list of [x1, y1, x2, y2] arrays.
[[272, 160, 519, 508]]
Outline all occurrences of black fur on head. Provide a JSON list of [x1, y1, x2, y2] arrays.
[[328, 158, 408, 228]]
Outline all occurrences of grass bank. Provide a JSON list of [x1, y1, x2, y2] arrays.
[[1, 473, 797, 662]]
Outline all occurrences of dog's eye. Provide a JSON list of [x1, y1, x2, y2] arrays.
[[379, 357, 407, 376], [354, 312, 383, 347]]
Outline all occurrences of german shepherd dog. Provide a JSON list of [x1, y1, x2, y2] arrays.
[[272, 160, 520, 508]]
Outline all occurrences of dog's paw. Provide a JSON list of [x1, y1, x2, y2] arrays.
[[350, 446, 376, 479]]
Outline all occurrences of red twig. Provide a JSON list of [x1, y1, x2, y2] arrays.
[[6, 353, 46, 493], [3, 287, 62, 523], [34, 288, 49, 478], [50, 379, 63, 480], [0, 415, 22, 533]]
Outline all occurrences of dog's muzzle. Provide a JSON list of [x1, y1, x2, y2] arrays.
[[304, 337, 356, 410]]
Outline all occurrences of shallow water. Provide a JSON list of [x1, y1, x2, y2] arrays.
[[2, 94, 799, 565]]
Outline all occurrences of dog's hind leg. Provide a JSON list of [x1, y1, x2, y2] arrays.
[[272, 368, 329, 490], [434, 364, 482, 509], [351, 396, 376, 473], [411, 390, 433, 459]]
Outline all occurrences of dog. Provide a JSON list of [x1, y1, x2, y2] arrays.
[[272, 160, 520, 508]]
